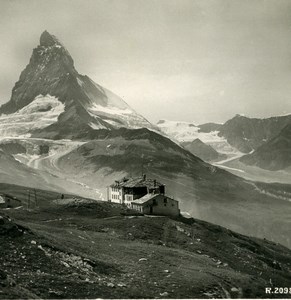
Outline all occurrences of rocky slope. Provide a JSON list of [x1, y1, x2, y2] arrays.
[[0, 31, 154, 137], [218, 114, 291, 153], [240, 123, 291, 170], [1, 193, 291, 299], [181, 139, 226, 162]]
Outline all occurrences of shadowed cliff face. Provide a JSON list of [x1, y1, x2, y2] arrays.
[[240, 123, 291, 170], [181, 139, 226, 162], [218, 114, 291, 153], [0, 31, 77, 114]]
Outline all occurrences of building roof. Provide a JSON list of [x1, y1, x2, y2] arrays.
[[131, 194, 178, 205], [110, 176, 163, 189], [131, 194, 159, 205]]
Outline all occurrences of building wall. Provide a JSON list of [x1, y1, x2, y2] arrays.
[[109, 187, 123, 204], [131, 195, 180, 217], [124, 194, 133, 207], [0, 196, 22, 208]]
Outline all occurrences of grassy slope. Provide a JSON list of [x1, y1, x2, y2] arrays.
[[1, 196, 291, 299], [0, 183, 74, 208]]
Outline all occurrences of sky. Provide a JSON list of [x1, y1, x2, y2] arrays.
[[1, 0, 291, 124]]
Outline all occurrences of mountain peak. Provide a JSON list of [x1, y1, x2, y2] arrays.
[[40, 30, 61, 47], [0, 31, 155, 132]]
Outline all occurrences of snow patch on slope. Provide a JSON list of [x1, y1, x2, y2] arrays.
[[89, 103, 133, 116], [0, 95, 64, 137], [88, 122, 107, 130], [87, 100, 153, 129], [76, 76, 154, 130]]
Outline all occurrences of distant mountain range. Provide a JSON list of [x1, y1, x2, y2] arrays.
[[240, 123, 291, 170], [156, 119, 239, 162], [157, 114, 291, 170], [218, 114, 291, 153]]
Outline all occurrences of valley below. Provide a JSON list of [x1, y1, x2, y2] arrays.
[[216, 157, 291, 185]]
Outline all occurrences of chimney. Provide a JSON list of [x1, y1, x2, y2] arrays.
[[154, 180, 157, 187], [143, 174, 146, 181]]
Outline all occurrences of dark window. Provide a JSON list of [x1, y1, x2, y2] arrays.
[[164, 198, 167, 203], [164, 203, 166, 207]]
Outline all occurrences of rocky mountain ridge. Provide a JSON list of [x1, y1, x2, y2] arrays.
[[157, 115, 291, 170], [218, 114, 291, 153], [240, 123, 291, 170]]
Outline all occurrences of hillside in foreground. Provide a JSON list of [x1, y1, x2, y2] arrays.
[[0, 186, 291, 299]]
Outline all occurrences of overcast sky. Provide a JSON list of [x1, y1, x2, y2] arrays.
[[1, 0, 291, 124]]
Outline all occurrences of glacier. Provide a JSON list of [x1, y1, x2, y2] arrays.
[[157, 120, 242, 162], [0, 95, 64, 137]]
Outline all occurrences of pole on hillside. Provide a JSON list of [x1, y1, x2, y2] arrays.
[[141, 153, 144, 176], [34, 189, 37, 208], [27, 190, 30, 209]]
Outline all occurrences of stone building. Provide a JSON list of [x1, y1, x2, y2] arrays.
[[108, 175, 179, 217], [0, 194, 22, 208]]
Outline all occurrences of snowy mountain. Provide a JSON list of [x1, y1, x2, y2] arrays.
[[157, 115, 291, 168], [156, 119, 240, 158], [0, 31, 155, 138]]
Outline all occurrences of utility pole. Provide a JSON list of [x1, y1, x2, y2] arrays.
[[141, 153, 144, 176], [34, 189, 37, 208], [27, 190, 30, 209]]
